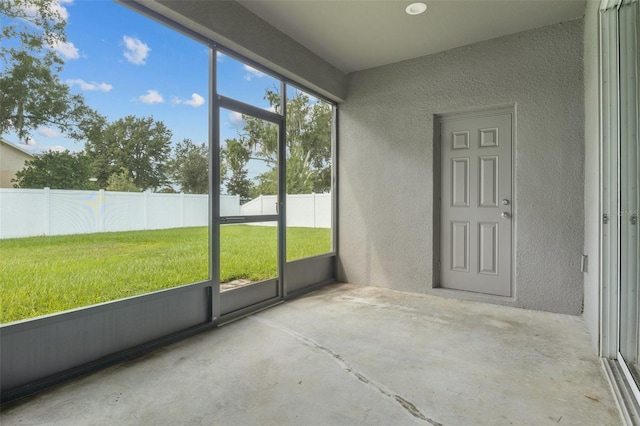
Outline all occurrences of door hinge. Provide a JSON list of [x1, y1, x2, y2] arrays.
[[603, 213, 610, 224], [438, 260, 441, 271]]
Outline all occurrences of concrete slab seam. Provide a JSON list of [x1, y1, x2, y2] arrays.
[[250, 315, 442, 426]]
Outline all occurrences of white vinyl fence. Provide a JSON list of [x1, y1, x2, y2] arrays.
[[0, 188, 330, 239], [240, 194, 331, 228]]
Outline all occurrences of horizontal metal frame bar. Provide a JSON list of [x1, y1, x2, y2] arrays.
[[213, 44, 338, 107], [0, 280, 212, 333], [217, 95, 283, 123], [285, 251, 336, 264], [285, 279, 336, 302], [220, 215, 278, 224], [217, 298, 284, 326]]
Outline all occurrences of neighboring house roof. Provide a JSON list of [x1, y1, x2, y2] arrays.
[[1, 138, 35, 158], [1, 138, 36, 188]]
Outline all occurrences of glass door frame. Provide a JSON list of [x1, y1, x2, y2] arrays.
[[617, 0, 640, 402], [600, 0, 640, 415], [211, 60, 287, 321]]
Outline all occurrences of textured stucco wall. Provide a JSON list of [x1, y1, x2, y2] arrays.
[[583, 2, 600, 349], [338, 19, 585, 315], [131, 0, 347, 101]]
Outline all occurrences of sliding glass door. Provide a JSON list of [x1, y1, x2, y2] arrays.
[[617, 0, 640, 390]]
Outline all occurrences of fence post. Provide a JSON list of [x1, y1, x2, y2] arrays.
[[313, 193, 317, 228], [180, 192, 185, 227], [143, 190, 150, 230], [43, 187, 51, 236], [98, 189, 105, 232]]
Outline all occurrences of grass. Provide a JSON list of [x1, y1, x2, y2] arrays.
[[0, 225, 330, 323]]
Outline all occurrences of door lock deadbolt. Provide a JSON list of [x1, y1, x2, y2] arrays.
[[501, 199, 509, 206]]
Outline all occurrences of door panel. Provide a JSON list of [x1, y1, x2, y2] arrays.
[[478, 222, 498, 275], [451, 158, 470, 207], [440, 111, 512, 296], [217, 107, 282, 314], [479, 156, 498, 207], [451, 221, 470, 272]]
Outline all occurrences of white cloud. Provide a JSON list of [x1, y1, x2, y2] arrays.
[[20, 0, 72, 22], [173, 93, 205, 107], [123, 35, 150, 65], [19, 142, 68, 154], [243, 64, 265, 81], [37, 127, 62, 138], [66, 79, 112, 92], [40, 145, 68, 153], [229, 111, 244, 126], [48, 38, 79, 60], [51, 0, 73, 21], [139, 90, 164, 104], [216, 51, 226, 61]]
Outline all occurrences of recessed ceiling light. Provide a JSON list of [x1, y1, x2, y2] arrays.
[[406, 2, 427, 15]]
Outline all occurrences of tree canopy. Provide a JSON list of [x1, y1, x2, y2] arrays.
[[0, 0, 103, 141], [85, 115, 172, 191], [3, 1, 332, 196], [169, 139, 210, 194], [12, 150, 93, 189], [222, 89, 332, 199]]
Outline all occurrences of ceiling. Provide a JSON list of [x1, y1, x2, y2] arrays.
[[237, 0, 588, 74]]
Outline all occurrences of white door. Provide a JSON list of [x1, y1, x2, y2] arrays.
[[439, 111, 512, 296]]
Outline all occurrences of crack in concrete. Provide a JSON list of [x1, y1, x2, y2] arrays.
[[251, 316, 443, 426]]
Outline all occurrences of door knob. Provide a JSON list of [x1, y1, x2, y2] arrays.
[[501, 212, 511, 219]]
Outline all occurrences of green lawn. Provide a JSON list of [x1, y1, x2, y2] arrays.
[[0, 226, 330, 323]]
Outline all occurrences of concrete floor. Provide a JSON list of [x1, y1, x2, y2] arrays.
[[1, 284, 622, 425]]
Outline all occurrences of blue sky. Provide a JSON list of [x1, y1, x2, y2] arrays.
[[7, 0, 282, 160]]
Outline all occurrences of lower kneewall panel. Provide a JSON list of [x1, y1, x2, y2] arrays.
[[1, 284, 210, 395]]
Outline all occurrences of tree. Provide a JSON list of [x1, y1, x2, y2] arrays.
[[106, 168, 139, 192], [86, 116, 172, 191], [223, 138, 253, 200], [169, 139, 209, 194], [12, 150, 92, 189], [0, 0, 103, 141], [222, 89, 332, 198]]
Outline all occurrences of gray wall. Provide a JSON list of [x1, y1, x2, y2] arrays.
[[338, 19, 585, 315], [583, 2, 600, 349]]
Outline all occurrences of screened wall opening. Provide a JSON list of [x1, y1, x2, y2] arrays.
[[0, 0, 339, 401], [213, 47, 336, 317], [285, 84, 333, 262], [0, 1, 210, 324]]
